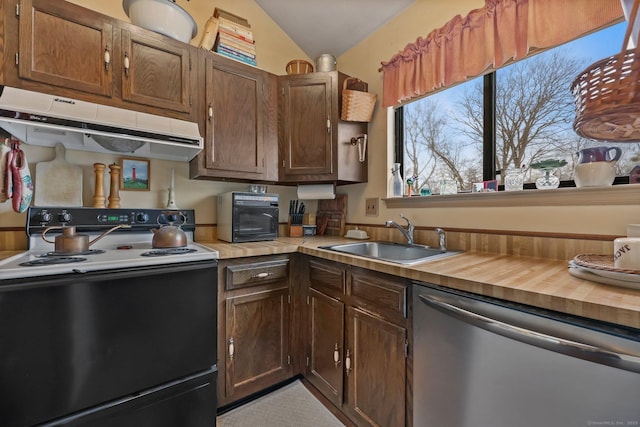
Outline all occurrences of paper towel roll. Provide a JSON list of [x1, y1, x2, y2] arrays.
[[297, 184, 335, 200]]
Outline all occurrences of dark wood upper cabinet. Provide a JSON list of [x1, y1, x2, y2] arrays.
[[278, 71, 368, 184], [120, 27, 193, 113], [279, 73, 334, 178], [17, 0, 113, 97], [3, 0, 368, 185], [2, 0, 196, 121], [190, 53, 278, 181]]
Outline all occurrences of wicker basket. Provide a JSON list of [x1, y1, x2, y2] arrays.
[[286, 60, 314, 75], [341, 77, 377, 122], [571, 0, 640, 142]]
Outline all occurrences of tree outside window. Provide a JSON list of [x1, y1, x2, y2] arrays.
[[400, 22, 639, 193]]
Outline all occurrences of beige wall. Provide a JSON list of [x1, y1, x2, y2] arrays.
[[1, 0, 636, 238], [0, 0, 307, 228], [337, 0, 639, 237]]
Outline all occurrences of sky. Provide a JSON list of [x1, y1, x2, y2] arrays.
[[565, 21, 626, 63]]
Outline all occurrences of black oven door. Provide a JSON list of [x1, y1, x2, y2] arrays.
[[0, 260, 217, 427], [233, 206, 278, 242]]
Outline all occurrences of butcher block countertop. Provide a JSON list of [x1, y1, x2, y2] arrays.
[[0, 251, 22, 262], [2, 239, 639, 329], [201, 237, 640, 330]]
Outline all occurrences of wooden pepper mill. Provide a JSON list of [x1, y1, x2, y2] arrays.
[[107, 163, 121, 208], [92, 163, 106, 208]]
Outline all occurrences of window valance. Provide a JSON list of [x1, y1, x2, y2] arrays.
[[380, 0, 623, 108]]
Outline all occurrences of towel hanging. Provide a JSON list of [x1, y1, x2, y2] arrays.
[[5, 137, 33, 212]]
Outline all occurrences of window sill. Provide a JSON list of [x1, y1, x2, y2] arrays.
[[383, 185, 640, 208]]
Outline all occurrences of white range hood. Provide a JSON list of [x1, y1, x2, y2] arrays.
[[0, 86, 203, 162]]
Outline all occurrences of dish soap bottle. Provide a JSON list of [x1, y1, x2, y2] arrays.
[[389, 163, 403, 197]]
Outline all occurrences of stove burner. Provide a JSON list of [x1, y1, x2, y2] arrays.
[[20, 257, 87, 266], [141, 248, 198, 257], [40, 249, 106, 257]]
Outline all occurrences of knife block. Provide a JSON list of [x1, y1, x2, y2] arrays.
[[288, 216, 303, 237]]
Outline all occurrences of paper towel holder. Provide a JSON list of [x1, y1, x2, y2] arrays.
[[297, 183, 336, 200]]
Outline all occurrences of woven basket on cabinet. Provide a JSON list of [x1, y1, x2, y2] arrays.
[[341, 77, 377, 122], [286, 60, 314, 75], [571, 0, 640, 141]]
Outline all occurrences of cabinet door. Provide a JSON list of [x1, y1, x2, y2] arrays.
[[279, 73, 334, 181], [225, 287, 291, 400], [18, 0, 113, 97], [307, 287, 345, 407], [309, 259, 346, 298], [344, 307, 407, 427], [203, 55, 266, 177], [121, 28, 192, 113]]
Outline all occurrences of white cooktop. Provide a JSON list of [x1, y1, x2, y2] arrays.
[[0, 233, 218, 281]]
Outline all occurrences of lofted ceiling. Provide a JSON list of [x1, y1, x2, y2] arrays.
[[254, 0, 415, 61]]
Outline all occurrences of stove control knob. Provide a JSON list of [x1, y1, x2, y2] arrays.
[[39, 212, 52, 223], [59, 212, 72, 223], [136, 212, 149, 223]]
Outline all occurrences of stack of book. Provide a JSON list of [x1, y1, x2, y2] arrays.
[[213, 8, 256, 66]]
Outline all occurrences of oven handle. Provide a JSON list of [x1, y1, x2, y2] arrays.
[[419, 293, 640, 374]]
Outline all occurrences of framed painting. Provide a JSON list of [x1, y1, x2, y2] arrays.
[[120, 158, 150, 191]]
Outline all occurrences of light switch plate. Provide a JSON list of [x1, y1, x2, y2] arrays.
[[365, 198, 379, 216]]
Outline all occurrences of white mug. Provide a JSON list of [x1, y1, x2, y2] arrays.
[[613, 237, 640, 270]]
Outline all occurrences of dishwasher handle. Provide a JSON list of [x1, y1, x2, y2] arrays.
[[419, 293, 640, 374]]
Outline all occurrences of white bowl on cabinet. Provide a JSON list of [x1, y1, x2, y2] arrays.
[[123, 0, 197, 43]]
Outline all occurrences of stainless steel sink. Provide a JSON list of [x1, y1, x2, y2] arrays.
[[319, 241, 462, 265]]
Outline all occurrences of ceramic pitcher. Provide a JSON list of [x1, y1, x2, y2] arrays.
[[576, 146, 622, 164], [574, 146, 622, 187]]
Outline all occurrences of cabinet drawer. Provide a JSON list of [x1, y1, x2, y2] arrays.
[[350, 271, 407, 320], [309, 259, 346, 297], [225, 259, 289, 290]]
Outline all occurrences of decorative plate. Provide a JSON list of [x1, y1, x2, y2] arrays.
[[572, 254, 640, 282]]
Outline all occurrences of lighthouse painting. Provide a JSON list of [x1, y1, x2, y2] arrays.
[[120, 158, 150, 191]]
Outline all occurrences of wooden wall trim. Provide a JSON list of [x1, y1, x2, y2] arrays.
[[348, 223, 618, 242]]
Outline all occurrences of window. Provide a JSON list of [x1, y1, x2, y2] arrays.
[[397, 22, 638, 194]]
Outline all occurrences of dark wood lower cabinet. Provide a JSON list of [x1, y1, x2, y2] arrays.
[[218, 256, 293, 407], [305, 258, 409, 427], [217, 255, 409, 425], [225, 287, 291, 399], [307, 287, 345, 407], [345, 307, 407, 427]]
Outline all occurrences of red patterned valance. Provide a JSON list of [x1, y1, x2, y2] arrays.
[[380, 0, 623, 107]]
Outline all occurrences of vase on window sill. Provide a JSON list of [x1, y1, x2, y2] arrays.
[[389, 163, 403, 197], [535, 168, 560, 189]]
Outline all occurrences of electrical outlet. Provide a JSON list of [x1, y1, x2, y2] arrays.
[[365, 198, 379, 216]]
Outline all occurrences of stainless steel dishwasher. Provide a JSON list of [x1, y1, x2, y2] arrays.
[[413, 282, 640, 427]]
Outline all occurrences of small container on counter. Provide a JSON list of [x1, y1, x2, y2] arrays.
[[303, 225, 317, 236]]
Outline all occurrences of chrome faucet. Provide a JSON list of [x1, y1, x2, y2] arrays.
[[385, 213, 415, 245], [434, 227, 446, 251]]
